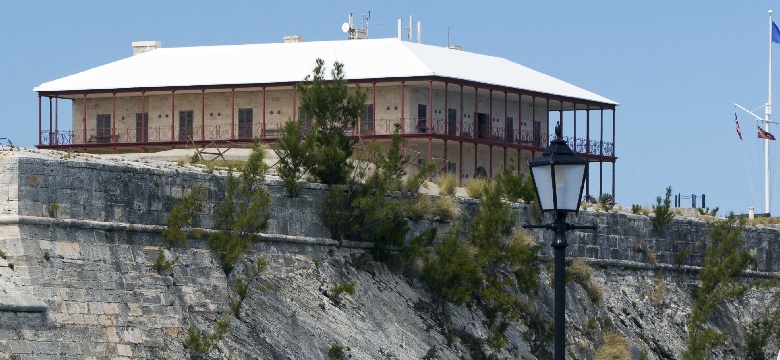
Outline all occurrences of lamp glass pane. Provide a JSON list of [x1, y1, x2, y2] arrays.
[[553, 164, 586, 211], [530, 165, 555, 211]]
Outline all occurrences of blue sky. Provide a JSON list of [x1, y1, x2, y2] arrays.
[[2, 1, 779, 216]]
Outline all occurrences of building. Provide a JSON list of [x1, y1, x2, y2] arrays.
[[34, 37, 617, 197]]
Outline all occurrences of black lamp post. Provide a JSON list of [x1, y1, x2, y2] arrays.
[[523, 122, 596, 360]]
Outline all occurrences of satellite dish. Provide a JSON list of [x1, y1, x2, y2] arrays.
[[342, 23, 350, 33]]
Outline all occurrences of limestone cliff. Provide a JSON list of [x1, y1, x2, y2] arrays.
[[0, 148, 777, 359]]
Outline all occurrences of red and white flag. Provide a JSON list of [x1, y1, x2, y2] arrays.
[[735, 113, 742, 140], [758, 125, 776, 140]]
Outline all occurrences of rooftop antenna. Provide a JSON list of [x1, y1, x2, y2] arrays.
[[408, 15, 413, 41], [342, 13, 367, 40]]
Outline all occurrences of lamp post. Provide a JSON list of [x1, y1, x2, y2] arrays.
[[523, 121, 596, 360]]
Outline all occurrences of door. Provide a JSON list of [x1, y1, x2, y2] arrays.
[[417, 104, 427, 132], [238, 108, 253, 140], [96, 114, 111, 143], [534, 120, 542, 147], [506, 117, 514, 143], [135, 113, 148, 142], [447, 108, 457, 135], [477, 113, 489, 139], [360, 104, 374, 135], [179, 110, 194, 141]]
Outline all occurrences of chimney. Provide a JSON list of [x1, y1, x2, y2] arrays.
[[283, 35, 304, 43], [132, 41, 161, 56]]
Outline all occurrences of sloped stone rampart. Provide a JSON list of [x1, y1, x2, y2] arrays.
[[0, 150, 778, 359]]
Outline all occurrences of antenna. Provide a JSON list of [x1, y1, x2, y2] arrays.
[[343, 12, 368, 40], [408, 15, 412, 41]]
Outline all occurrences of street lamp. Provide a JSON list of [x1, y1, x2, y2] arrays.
[[523, 121, 596, 360]]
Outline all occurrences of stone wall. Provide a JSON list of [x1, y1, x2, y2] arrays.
[[0, 150, 778, 359]]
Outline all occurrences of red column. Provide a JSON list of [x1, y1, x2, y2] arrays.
[[372, 82, 376, 135], [201, 89, 205, 141], [600, 108, 604, 195], [55, 98, 59, 145], [428, 80, 432, 163], [112, 93, 116, 143], [474, 143, 478, 178], [231, 88, 235, 140], [489, 145, 493, 178], [83, 94, 87, 145], [37, 95, 41, 146], [532, 96, 536, 147], [612, 108, 616, 199], [503, 91, 507, 173], [293, 85, 297, 126], [444, 82, 448, 135], [48, 97, 52, 145], [261, 87, 266, 138], [459, 84, 463, 137], [573, 102, 577, 150], [141, 91, 146, 142], [559, 100, 563, 130], [489, 89, 493, 141], [401, 81, 405, 134], [518, 94, 522, 145], [171, 91, 176, 142], [586, 107, 591, 198], [474, 87, 478, 139]]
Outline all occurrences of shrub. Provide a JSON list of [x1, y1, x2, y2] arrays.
[[208, 140, 271, 274], [652, 186, 674, 230], [431, 196, 461, 222], [328, 344, 352, 360], [568, 259, 602, 303], [495, 158, 536, 202], [153, 248, 177, 275], [595, 331, 630, 360], [331, 282, 356, 298], [297, 59, 366, 185], [274, 120, 307, 197], [436, 173, 456, 196], [183, 316, 231, 358], [0, 249, 5, 259], [43, 252, 50, 261], [162, 185, 206, 247], [48, 202, 59, 218], [631, 204, 642, 214], [464, 177, 489, 199], [375, 123, 410, 192], [649, 280, 665, 306], [598, 193, 615, 211]]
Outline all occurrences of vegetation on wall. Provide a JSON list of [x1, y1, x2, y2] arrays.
[[162, 185, 207, 247], [652, 186, 674, 230], [295, 58, 367, 185], [274, 119, 307, 197], [208, 140, 271, 274], [683, 215, 754, 360]]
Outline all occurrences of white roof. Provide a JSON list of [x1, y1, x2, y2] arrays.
[[34, 38, 616, 105]]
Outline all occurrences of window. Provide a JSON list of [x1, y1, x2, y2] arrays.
[[447, 108, 457, 135], [238, 108, 253, 140], [417, 104, 428, 132], [298, 108, 312, 134], [506, 117, 514, 143], [447, 161, 457, 173], [96, 114, 111, 143], [135, 113, 148, 142], [179, 110, 194, 141], [360, 104, 374, 135]]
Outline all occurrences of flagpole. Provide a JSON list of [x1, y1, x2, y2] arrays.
[[767, 10, 773, 215]]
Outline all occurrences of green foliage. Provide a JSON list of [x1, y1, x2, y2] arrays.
[[403, 162, 436, 195], [744, 315, 780, 360], [208, 140, 271, 274], [43, 251, 50, 261], [683, 215, 753, 360], [183, 316, 231, 358], [567, 258, 603, 303], [494, 158, 536, 203], [598, 193, 615, 211], [275, 120, 307, 197], [375, 123, 411, 191], [652, 186, 674, 230], [153, 248, 177, 275], [595, 331, 630, 360], [297, 59, 367, 185], [421, 183, 541, 353], [321, 183, 408, 260], [229, 277, 248, 315], [8, 263, 13, 271], [328, 344, 352, 359], [331, 282, 356, 298], [0, 249, 5, 259], [631, 204, 643, 214], [464, 177, 489, 199], [436, 173, 456, 196], [48, 202, 59, 218], [697, 207, 719, 217], [162, 185, 206, 247]]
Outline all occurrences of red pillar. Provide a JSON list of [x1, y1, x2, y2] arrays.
[[428, 80, 432, 163], [201, 89, 205, 141], [573, 102, 577, 150], [171, 91, 176, 142], [83, 94, 87, 145], [401, 81, 405, 134], [37, 95, 41, 146], [372, 82, 376, 135], [231, 88, 235, 140], [444, 82, 449, 134], [612, 108, 616, 199], [293, 85, 297, 126], [112, 93, 116, 143], [459, 84, 464, 136], [532, 96, 536, 147], [261, 87, 266, 138], [141, 91, 146, 142], [474, 143, 478, 178], [459, 141, 463, 185], [518, 94, 522, 145], [586, 108, 591, 198], [48, 97, 52, 145], [489, 89, 493, 140], [55, 98, 59, 145], [474, 87, 478, 139]]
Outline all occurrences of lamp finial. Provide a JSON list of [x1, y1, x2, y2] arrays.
[[555, 121, 563, 140]]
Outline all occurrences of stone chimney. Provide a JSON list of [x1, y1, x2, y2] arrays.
[[132, 41, 161, 56]]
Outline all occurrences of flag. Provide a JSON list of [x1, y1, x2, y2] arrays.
[[735, 113, 742, 140], [774, 21, 780, 44], [758, 125, 776, 140]]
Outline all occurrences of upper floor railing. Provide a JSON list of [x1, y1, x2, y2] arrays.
[[39, 116, 615, 158]]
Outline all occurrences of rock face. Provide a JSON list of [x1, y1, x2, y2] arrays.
[[0, 149, 778, 359]]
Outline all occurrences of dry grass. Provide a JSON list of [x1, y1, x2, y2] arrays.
[[746, 217, 780, 226], [649, 280, 665, 306], [431, 196, 461, 221], [595, 331, 631, 360], [436, 173, 457, 196], [464, 178, 489, 199], [569, 259, 603, 304]]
